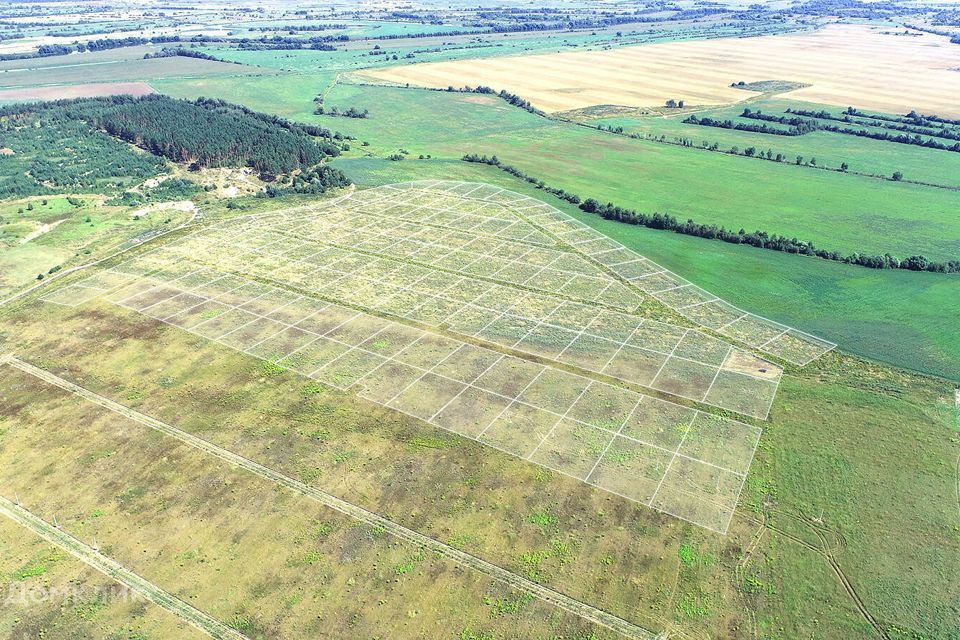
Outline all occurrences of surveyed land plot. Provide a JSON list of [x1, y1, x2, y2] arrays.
[[55, 261, 759, 533], [46, 181, 832, 531], [79, 191, 784, 419]]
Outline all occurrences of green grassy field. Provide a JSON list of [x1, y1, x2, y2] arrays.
[[159, 76, 960, 261], [196, 18, 799, 74], [0, 52, 269, 89], [588, 96, 960, 188], [0, 196, 192, 297]]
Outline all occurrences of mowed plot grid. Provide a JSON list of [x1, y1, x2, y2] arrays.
[[44, 181, 832, 532]]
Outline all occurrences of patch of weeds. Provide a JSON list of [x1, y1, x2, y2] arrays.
[[259, 360, 285, 376], [332, 450, 356, 464], [490, 591, 533, 617], [460, 628, 496, 640], [448, 533, 480, 549], [463, 475, 478, 489], [230, 614, 253, 632], [368, 339, 391, 351], [394, 550, 425, 576], [678, 543, 698, 568], [600, 554, 614, 566], [534, 469, 552, 483], [408, 435, 450, 450], [302, 383, 325, 395], [743, 575, 777, 596], [516, 538, 572, 581], [676, 592, 711, 618], [116, 486, 146, 506], [527, 505, 557, 532]]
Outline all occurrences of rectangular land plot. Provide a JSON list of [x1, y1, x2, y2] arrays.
[[80, 181, 802, 533]]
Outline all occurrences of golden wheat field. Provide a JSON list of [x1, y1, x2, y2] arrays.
[[365, 24, 960, 116]]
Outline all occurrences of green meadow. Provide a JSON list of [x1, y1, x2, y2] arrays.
[[590, 96, 960, 188], [158, 74, 960, 260]]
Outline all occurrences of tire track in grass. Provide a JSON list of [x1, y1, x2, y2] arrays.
[[0, 495, 244, 640], [3, 355, 660, 640]]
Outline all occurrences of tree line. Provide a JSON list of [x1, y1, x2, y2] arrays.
[[787, 107, 960, 142], [460, 154, 960, 274], [685, 109, 960, 153], [741, 109, 960, 152]]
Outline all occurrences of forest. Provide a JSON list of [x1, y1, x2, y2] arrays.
[[0, 96, 347, 176]]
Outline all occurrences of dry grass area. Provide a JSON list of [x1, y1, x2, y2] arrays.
[[0, 82, 155, 101], [365, 24, 960, 117]]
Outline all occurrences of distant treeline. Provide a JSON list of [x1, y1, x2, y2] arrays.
[[0, 35, 220, 61], [1, 96, 348, 176], [143, 47, 234, 63], [235, 34, 346, 51], [786, 107, 960, 142], [461, 154, 960, 274]]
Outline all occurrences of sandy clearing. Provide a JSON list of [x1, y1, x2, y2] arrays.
[[0, 81, 155, 101], [366, 24, 960, 117]]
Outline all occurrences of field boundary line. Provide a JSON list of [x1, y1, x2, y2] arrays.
[[4, 356, 661, 640], [0, 494, 243, 640]]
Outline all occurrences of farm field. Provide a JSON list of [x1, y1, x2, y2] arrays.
[[335, 159, 960, 382], [0, 81, 155, 102], [0, 53, 269, 90], [0, 196, 194, 298], [0, 518, 204, 638], [197, 18, 798, 75], [585, 97, 960, 188], [161, 76, 960, 262], [366, 24, 960, 117]]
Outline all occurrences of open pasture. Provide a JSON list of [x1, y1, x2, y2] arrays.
[[0, 54, 267, 90], [45, 181, 831, 533], [365, 24, 960, 117]]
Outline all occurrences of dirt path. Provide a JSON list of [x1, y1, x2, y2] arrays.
[[19, 219, 66, 245], [4, 355, 660, 640], [0, 494, 243, 640], [745, 510, 889, 639]]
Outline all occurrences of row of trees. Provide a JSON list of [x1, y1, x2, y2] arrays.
[[314, 106, 369, 118], [788, 107, 960, 142], [741, 109, 960, 152], [462, 154, 580, 204], [460, 154, 960, 274], [685, 109, 960, 154]]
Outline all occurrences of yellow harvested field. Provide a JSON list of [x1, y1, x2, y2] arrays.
[[365, 24, 960, 116]]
